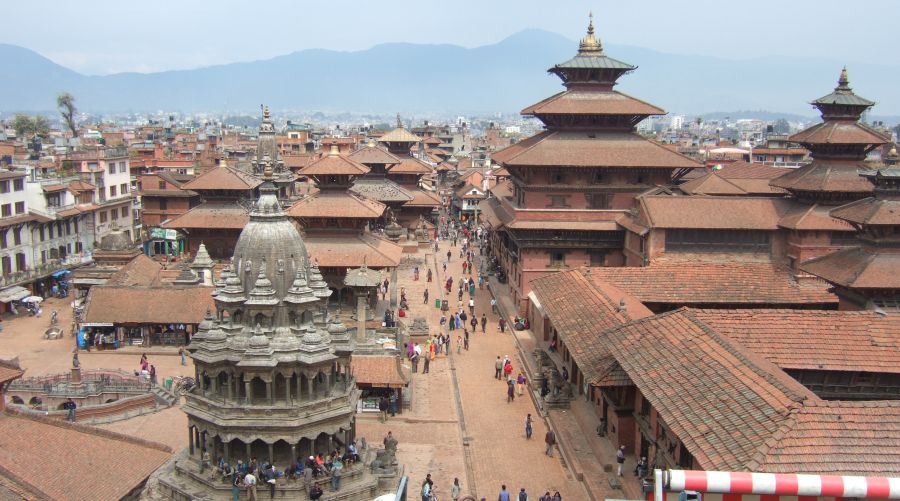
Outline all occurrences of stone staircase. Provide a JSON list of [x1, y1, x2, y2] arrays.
[[150, 385, 179, 407]]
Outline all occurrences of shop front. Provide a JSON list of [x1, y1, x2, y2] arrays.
[[144, 228, 185, 258], [351, 355, 410, 415]]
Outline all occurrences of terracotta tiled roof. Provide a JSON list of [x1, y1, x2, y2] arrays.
[[588, 262, 836, 306], [790, 121, 889, 146], [522, 89, 665, 116], [0, 214, 40, 229], [715, 161, 792, 180], [300, 153, 369, 176], [800, 247, 900, 289], [42, 183, 68, 193], [67, 180, 96, 192], [0, 360, 23, 385], [830, 196, 900, 226], [491, 131, 701, 169], [530, 269, 652, 385], [305, 234, 402, 268], [0, 410, 172, 501], [105, 254, 162, 287], [506, 220, 619, 231], [770, 161, 875, 193], [403, 188, 442, 207], [640, 195, 792, 230], [388, 157, 432, 175], [349, 145, 401, 166], [759, 400, 900, 475], [283, 154, 315, 169], [777, 203, 854, 231], [83, 286, 215, 324], [691, 309, 900, 373], [162, 203, 249, 230], [350, 178, 414, 203], [678, 172, 748, 195], [182, 164, 261, 191], [288, 192, 385, 219], [377, 127, 422, 144], [603, 309, 817, 471], [351, 356, 409, 387]]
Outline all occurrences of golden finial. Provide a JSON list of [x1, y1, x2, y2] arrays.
[[578, 12, 603, 55], [263, 105, 271, 121], [836, 67, 851, 91]]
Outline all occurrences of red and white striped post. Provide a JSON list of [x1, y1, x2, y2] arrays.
[[656, 470, 900, 501]]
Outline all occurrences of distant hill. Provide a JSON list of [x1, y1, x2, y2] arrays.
[[1, 30, 899, 117]]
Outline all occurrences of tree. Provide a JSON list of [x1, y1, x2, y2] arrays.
[[11, 114, 49, 138], [57, 92, 78, 137]]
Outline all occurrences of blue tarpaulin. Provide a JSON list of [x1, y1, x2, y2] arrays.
[[51, 269, 70, 278]]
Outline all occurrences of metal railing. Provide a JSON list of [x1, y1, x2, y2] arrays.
[[9, 368, 151, 395]]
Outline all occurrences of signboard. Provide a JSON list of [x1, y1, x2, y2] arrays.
[[150, 228, 179, 241]]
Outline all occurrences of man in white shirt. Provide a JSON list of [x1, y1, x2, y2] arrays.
[[244, 472, 258, 501]]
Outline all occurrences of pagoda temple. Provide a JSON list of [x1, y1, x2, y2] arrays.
[[158, 159, 386, 499], [772, 68, 890, 266], [481, 15, 700, 311], [288, 145, 402, 298], [801, 166, 900, 311], [349, 141, 416, 224], [248, 106, 298, 200]]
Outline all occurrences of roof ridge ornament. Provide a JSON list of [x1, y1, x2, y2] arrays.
[[835, 66, 852, 93], [578, 12, 603, 56], [396, 113, 403, 128]]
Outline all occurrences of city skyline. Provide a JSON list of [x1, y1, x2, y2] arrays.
[[2, 0, 898, 75]]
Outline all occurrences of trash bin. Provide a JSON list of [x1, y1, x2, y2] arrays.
[[435, 299, 441, 309], [441, 299, 449, 312], [164, 378, 173, 391]]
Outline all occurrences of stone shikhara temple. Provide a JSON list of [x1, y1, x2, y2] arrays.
[[158, 159, 395, 500]]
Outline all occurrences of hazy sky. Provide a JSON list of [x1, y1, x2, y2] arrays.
[[4, 0, 898, 75]]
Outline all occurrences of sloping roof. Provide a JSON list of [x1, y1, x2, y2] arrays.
[[351, 356, 409, 387], [640, 195, 792, 230], [830, 196, 900, 226], [377, 127, 422, 144], [300, 153, 369, 176], [777, 203, 855, 231], [770, 161, 875, 194], [288, 192, 385, 219], [800, 247, 900, 289], [522, 89, 664, 116], [790, 121, 889, 146], [182, 164, 261, 191], [105, 254, 162, 287], [491, 131, 700, 169], [42, 183, 68, 193], [350, 178, 414, 203], [388, 157, 433, 175], [759, 400, 900, 475], [0, 410, 172, 501], [530, 269, 652, 385], [678, 172, 747, 195], [83, 286, 215, 324], [162, 203, 249, 230], [691, 309, 900, 374], [603, 309, 817, 471], [589, 262, 836, 306], [714, 161, 793, 180], [403, 188, 442, 207], [67, 180, 96, 192], [349, 145, 401, 166], [305, 234, 402, 268], [0, 361, 23, 385], [507, 220, 619, 231]]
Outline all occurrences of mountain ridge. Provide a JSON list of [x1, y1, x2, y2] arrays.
[[1, 30, 898, 116]]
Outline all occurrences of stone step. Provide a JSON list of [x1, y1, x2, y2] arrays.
[[150, 385, 178, 407]]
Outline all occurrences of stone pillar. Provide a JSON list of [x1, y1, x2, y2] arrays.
[[357, 294, 367, 343], [267, 442, 275, 463], [290, 444, 297, 463], [227, 372, 234, 399], [266, 378, 273, 404], [246, 442, 252, 461], [307, 377, 314, 399], [189, 427, 195, 456], [285, 376, 291, 404], [245, 380, 252, 403], [224, 441, 231, 462], [327, 435, 334, 452], [296, 375, 303, 401]]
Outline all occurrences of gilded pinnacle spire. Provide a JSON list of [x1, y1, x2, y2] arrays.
[[263, 105, 271, 121], [836, 66, 851, 92], [578, 11, 603, 55]]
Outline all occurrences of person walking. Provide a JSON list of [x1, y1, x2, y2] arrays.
[[424, 288, 429, 305], [464, 330, 470, 350], [507, 380, 515, 403], [616, 445, 626, 476], [379, 396, 389, 423], [423, 354, 430, 374], [494, 356, 503, 379], [470, 316, 478, 332], [414, 266, 420, 281], [499, 318, 507, 333], [231, 471, 243, 501], [498, 485, 511, 501], [451, 478, 461, 501], [545, 429, 556, 457], [427, 268, 433, 282], [551, 491, 562, 501], [389, 392, 398, 417], [422, 474, 434, 501], [480, 314, 487, 333], [331, 458, 343, 491], [525, 414, 533, 439], [456, 335, 462, 354], [447, 250, 452, 262], [491, 298, 498, 314], [516, 372, 526, 396], [179, 346, 187, 366], [518, 488, 529, 501], [411, 345, 420, 373], [469, 298, 475, 315]]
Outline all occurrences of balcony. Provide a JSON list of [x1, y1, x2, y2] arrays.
[[0, 256, 91, 288]]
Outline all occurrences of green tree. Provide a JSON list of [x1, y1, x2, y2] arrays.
[[57, 92, 78, 137], [11, 114, 49, 138]]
